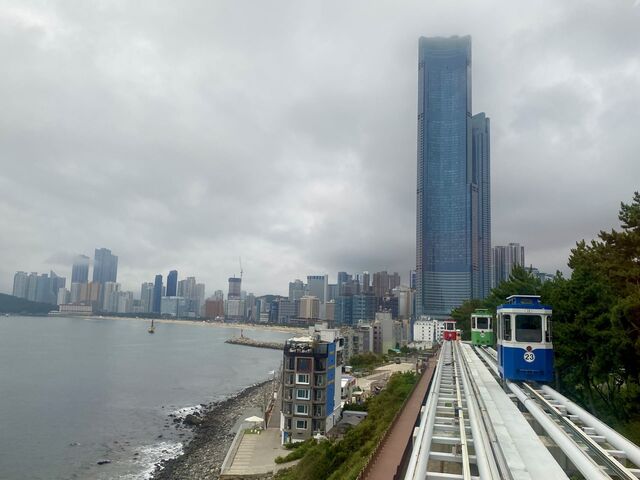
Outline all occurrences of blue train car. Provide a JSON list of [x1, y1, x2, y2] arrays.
[[497, 295, 553, 382]]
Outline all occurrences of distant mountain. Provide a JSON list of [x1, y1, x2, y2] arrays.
[[0, 293, 56, 314]]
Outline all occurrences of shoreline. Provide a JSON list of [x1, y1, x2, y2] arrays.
[[151, 379, 276, 480], [58, 314, 307, 335]]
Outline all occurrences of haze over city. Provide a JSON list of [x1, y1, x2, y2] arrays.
[[1, 0, 639, 295]]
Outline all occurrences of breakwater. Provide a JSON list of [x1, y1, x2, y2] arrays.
[[225, 336, 284, 350]]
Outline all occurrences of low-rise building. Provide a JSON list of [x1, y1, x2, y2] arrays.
[[281, 327, 344, 444]]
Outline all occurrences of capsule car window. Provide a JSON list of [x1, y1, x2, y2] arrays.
[[515, 315, 542, 342], [476, 317, 489, 329]]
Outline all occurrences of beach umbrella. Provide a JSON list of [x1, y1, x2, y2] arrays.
[[244, 415, 264, 423]]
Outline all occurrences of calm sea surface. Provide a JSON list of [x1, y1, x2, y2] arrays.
[[0, 315, 290, 480]]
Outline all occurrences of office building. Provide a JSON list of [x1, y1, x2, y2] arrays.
[[92, 248, 118, 284], [281, 327, 343, 443], [71, 255, 90, 283], [167, 270, 178, 297], [492, 243, 525, 288], [152, 275, 163, 314], [416, 36, 491, 318]]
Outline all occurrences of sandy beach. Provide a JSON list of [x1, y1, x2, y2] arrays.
[[151, 379, 276, 480], [73, 315, 307, 335]]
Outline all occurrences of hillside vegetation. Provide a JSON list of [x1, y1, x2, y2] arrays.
[[0, 293, 55, 314]]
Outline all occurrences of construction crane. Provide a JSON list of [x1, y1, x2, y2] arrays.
[[239, 256, 243, 280]]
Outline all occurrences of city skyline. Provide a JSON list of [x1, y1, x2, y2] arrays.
[[1, 1, 639, 297]]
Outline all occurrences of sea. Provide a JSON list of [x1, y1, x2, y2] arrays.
[[0, 315, 291, 480]]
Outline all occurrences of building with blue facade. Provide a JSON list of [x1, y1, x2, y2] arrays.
[[416, 36, 491, 318], [280, 327, 343, 443], [166, 270, 178, 297]]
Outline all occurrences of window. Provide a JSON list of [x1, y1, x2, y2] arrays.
[[296, 374, 310, 385], [296, 389, 310, 400], [476, 317, 489, 329], [286, 418, 291, 430], [503, 315, 511, 341], [295, 404, 309, 415], [286, 373, 294, 385], [296, 357, 311, 372], [296, 419, 307, 430], [314, 390, 324, 401], [314, 374, 324, 386], [515, 315, 542, 342], [545, 316, 552, 343]]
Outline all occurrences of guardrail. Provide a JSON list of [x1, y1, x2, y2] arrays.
[[219, 421, 249, 477]]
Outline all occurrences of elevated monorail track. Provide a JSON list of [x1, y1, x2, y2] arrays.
[[403, 342, 640, 479], [473, 344, 640, 479]]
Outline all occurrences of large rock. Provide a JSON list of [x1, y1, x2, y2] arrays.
[[184, 414, 203, 426]]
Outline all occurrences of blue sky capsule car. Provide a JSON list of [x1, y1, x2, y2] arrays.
[[497, 295, 553, 382]]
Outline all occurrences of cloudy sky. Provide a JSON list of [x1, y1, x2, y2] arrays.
[[1, 0, 639, 297]]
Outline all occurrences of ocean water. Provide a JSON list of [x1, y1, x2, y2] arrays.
[[0, 315, 289, 480]]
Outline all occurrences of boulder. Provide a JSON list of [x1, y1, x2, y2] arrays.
[[184, 414, 203, 426]]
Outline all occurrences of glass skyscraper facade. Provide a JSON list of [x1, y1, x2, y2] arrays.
[[416, 36, 491, 317]]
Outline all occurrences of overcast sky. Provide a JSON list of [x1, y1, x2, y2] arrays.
[[1, 0, 639, 297]]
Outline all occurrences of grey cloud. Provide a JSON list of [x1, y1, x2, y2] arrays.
[[1, 0, 638, 296]]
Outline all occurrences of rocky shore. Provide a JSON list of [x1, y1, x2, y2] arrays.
[[151, 379, 275, 480]]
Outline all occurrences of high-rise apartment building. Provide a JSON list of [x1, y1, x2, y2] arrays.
[[12, 271, 28, 298], [92, 248, 118, 284], [416, 35, 491, 318], [228, 277, 242, 300], [140, 282, 154, 313], [492, 243, 525, 288], [71, 255, 90, 283], [167, 270, 178, 297], [299, 296, 320, 320]]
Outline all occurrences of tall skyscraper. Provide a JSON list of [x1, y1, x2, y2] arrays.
[[472, 113, 491, 299], [416, 35, 490, 318], [152, 274, 163, 314], [71, 255, 90, 283], [167, 270, 178, 297], [92, 248, 118, 284]]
